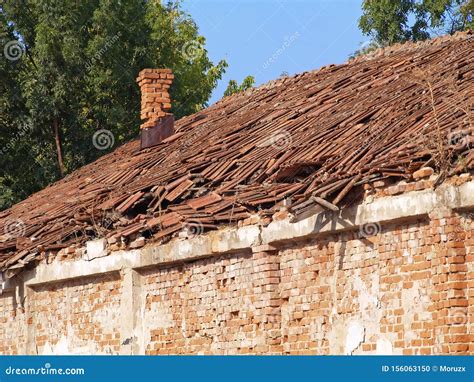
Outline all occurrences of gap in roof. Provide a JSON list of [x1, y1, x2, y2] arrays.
[[181, 0, 365, 104]]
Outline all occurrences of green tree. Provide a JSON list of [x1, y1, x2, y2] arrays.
[[223, 75, 255, 97], [359, 0, 474, 45], [0, 0, 227, 210]]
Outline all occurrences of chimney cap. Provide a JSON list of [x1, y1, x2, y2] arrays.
[[137, 69, 174, 84], [139, 68, 173, 75]]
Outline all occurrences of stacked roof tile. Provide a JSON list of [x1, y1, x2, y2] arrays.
[[1, 32, 473, 273]]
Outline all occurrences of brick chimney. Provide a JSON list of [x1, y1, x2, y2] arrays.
[[137, 68, 175, 148]]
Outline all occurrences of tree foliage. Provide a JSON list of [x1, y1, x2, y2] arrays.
[[359, 0, 474, 45], [223, 75, 255, 97], [0, 0, 227, 210]]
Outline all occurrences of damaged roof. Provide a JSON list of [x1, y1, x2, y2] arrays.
[[1, 32, 473, 273]]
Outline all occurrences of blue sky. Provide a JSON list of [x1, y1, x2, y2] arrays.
[[182, 0, 366, 104]]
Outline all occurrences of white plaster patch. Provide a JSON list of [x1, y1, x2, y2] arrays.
[[344, 321, 365, 355], [376, 338, 393, 355], [310, 317, 326, 342], [353, 275, 379, 312], [54, 335, 69, 354], [403, 249, 413, 264], [85, 239, 107, 260], [141, 299, 174, 352], [41, 341, 54, 355], [40, 325, 102, 355], [152, 304, 174, 328]]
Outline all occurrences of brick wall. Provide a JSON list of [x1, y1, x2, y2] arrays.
[[277, 217, 467, 355], [28, 273, 122, 354], [0, 213, 472, 355], [138, 216, 472, 355], [0, 291, 26, 354], [141, 251, 281, 354]]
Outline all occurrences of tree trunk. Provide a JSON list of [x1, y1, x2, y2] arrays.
[[52, 118, 65, 177]]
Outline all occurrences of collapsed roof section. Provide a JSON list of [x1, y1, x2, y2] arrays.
[[0, 32, 473, 273]]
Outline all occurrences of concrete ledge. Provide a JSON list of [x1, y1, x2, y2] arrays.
[[23, 250, 140, 287], [458, 181, 474, 208], [22, 226, 262, 286], [263, 186, 434, 244], [140, 225, 260, 268], [17, 180, 474, 287]]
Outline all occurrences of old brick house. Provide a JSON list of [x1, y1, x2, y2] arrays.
[[0, 32, 473, 355]]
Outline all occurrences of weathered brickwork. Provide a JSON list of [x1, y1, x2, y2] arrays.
[[0, 291, 26, 354], [0, 213, 472, 355], [141, 251, 281, 354], [278, 216, 471, 355], [27, 273, 122, 354], [137, 68, 173, 129]]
